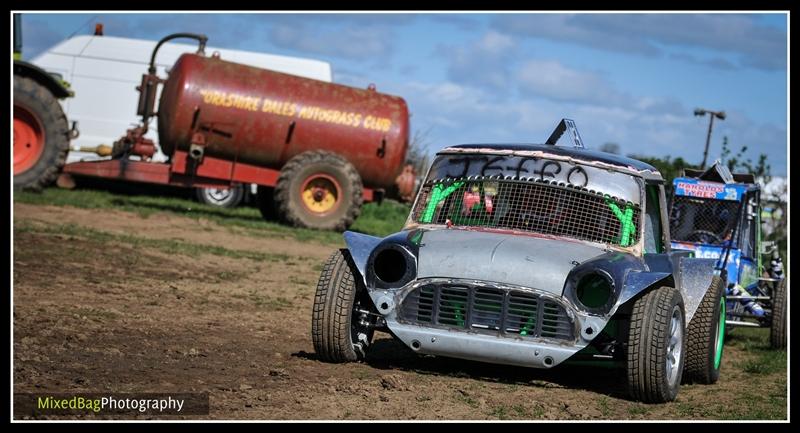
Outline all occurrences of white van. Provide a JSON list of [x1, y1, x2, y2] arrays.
[[30, 34, 333, 206]]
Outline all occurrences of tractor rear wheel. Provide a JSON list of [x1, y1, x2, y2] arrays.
[[14, 75, 70, 191]]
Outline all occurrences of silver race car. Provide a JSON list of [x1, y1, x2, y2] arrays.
[[312, 120, 724, 403]]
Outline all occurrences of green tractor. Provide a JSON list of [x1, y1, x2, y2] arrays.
[[13, 14, 75, 191]]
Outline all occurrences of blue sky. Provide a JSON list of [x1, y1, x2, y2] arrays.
[[21, 12, 788, 175]]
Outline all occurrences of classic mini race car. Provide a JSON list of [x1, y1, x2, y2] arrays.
[[312, 120, 725, 403]]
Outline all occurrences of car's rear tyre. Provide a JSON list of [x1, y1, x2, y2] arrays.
[[626, 286, 686, 403], [312, 249, 374, 363], [195, 184, 244, 208], [274, 151, 363, 231], [770, 278, 787, 350], [14, 76, 70, 191], [683, 275, 725, 384]]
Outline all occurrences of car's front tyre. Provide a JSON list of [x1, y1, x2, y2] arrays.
[[312, 249, 374, 363], [626, 286, 686, 403]]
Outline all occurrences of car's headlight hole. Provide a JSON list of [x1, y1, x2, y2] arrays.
[[374, 248, 408, 284], [576, 273, 613, 310]]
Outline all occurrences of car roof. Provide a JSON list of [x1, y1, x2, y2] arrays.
[[439, 143, 662, 180]]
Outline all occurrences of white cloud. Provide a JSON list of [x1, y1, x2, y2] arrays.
[[400, 81, 526, 145], [493, 13, 787, 71], [495, 15, 659, 57], [441, 31, 517, 92], [475, 30, 515, 54], [270, 22, 394, 61], [711, 111, 787, 174], [516, 60, 630, 106], [668, 52, 737, 70], [397, 77, 786, 175]]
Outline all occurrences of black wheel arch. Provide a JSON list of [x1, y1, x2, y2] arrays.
[[14, 60, 72, 99], [615, 274, 676, 316]]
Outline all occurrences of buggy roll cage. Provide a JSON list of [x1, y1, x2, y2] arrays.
[[674, 162, 762, 275]]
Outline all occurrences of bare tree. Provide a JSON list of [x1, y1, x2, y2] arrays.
[[406, 125, 434, 177]]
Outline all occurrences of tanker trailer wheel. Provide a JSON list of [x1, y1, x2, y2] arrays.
[[312, 249, 375, 362], [770, 278, 787, 350], [13, 76, 70, 191], [256, 186, 277, 221], [682, 275, 725, 384], [626, 286, 686, 403], [274, 150, 363, 231], [195, 184, 245, 208]]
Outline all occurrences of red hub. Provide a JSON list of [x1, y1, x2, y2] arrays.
[[14, 105, 45, 175]]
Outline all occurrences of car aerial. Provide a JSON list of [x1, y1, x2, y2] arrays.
[[312, 119, 724, 403]]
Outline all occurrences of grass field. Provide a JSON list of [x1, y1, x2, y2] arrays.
[[15, 186, 412, 244]]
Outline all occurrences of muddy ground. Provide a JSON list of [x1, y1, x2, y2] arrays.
[[12, 201, 788, 420]]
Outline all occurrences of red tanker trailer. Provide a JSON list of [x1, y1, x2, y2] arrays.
[[62, 33, 414, 230]]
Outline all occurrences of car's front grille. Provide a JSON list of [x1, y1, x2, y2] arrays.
[[399, 282, 575, 340]]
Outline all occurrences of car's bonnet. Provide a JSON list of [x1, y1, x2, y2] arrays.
[[417, 229, 607, 296]]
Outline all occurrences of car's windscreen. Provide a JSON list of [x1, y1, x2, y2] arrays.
[[410, 153, 642, 247], [670, 195, 741, 246]]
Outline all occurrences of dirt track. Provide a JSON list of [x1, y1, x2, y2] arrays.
[[12, 202, 788, 420]]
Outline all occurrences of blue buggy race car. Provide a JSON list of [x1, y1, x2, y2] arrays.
[[669, 163, 786, 349]]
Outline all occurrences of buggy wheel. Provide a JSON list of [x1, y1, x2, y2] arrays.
[[683, 276, 725, 384], [770, 278, 787, 350], [626, 286, 686, 403], [312, 249, 374, 363]]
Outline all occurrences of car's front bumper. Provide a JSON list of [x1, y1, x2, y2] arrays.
[[389, 322, 583, 368]]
